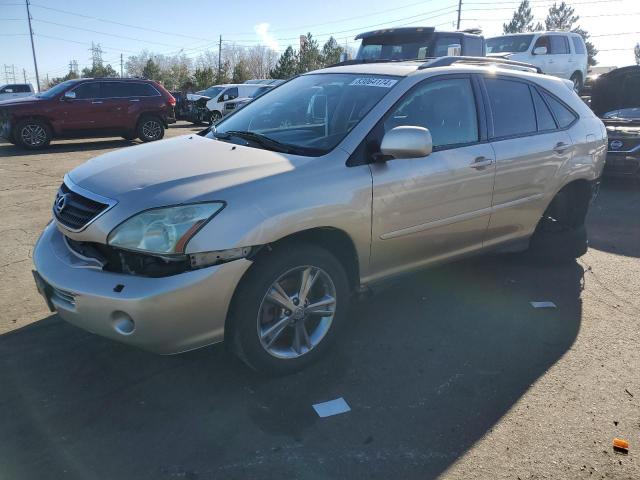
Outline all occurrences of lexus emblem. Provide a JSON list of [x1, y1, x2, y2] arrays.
[[610, 140, 624, 150], [54, 193, 68, 215]]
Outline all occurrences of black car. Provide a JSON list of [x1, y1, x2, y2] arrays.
[[591, 66, 640, 180]]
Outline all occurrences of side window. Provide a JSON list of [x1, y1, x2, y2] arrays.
[[541, 91, 577, 128], [72, 82, 101, 100], [550, 36, 570, 54], [226, 87, 238, 99], [572, 36, 586, 54], [485, 78, 536, 138], [101, 82, 131, 98], [17, 85, 32, 93], [530, 87, 557, 131], [534, 36, 549, 51], [129, 83, 158, 96], [0, 86, 12, 93], [384, 77, 478, 148]]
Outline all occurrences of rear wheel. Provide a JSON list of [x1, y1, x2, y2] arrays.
[[527, 185, 590, 262], [137, 116, 165, 142], [230, 244, 349, 375], [14, 119, 51, 149]]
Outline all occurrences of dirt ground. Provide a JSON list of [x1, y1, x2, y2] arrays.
[[0, 124, 638, 479]]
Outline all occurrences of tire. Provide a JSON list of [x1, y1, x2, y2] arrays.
[[210, 111, 222, 124], [527, 187, 589, 262], [14, 119, 52, 149], [570, 72, 584, 93], [136, 116, 165, 142], [230, 244, 350, 375]]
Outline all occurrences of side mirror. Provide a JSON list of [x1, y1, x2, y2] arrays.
[[63, 90, 76, 100], [533, 46, 547, 55], [447, 44, 462, 56], [379, 126, 432, 160]]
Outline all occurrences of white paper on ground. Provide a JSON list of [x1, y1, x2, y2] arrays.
[[313, 397, 351, 418], [530, 301, 557, 309]]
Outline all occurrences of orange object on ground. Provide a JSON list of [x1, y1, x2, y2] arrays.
[[613, 438, 629, 453]]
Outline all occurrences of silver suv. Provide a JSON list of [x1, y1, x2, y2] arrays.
[[33, 58, 606, 374]]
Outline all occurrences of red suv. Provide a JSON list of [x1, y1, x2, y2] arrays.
[[0, 78, 176, 149]]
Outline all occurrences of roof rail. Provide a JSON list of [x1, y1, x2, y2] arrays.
[[419, 56, 543, 74]]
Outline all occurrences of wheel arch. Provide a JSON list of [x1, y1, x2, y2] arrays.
[[224, 226, 361, 342], [540, 178, 593, 229]]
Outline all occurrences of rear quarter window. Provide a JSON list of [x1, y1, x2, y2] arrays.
[[485, 78, 537, 138], [541, 91, 578, 128], [571, 36, 586, 54], [129, 83, 159, 96]]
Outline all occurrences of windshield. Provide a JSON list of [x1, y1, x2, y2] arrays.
[[36, 79, 79, 98], [200, 86, 224, 98], [207, 73, 401, 156], [356, 34, 436, 61], [486, 35, 534, 53]]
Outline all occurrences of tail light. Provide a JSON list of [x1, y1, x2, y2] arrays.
[[167, 95, 176, 107]]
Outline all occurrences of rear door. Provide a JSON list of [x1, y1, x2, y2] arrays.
[[59, 82, 111, 133], [548, 34, 572, 78], [100, 82, 132, 130], [369, 75, 496, 279], [482, 76, 575, 247]]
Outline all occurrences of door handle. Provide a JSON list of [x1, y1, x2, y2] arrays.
[[129, 99, 140, 102], [470, 156, 494, 169], [91, 101, 103, 104], [553, 142, 571, 154]]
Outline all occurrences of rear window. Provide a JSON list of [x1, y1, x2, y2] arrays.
[[101, 82, 130, 98], [572, 36, 586, 54], [129, 83, 159, 96], [485, 78, 536, 138], [541, 91, 577, 128]]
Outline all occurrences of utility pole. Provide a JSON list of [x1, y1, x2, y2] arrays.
[[23, 68, 27, 83], [120, 53, 124, 78], [25, 0, 40, 92], [217, 35, 222, 83], [456, 0, 462, 30]]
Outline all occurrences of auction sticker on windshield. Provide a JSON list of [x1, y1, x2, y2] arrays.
[[349, 77, 398, 88]]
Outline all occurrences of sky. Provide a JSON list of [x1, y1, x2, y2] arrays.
[[1, 0, 639, 87]]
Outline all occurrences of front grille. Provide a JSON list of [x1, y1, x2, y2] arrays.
[[53, 182, 109, 231]]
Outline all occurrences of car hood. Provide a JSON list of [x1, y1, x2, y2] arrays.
[[68, 134, 297, 204], [0, 95, 42, 107], [591, 66, 640, 118]]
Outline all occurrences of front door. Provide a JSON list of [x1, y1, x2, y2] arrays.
[[369, 75, 496, 280], [59, 82, 111, 134]]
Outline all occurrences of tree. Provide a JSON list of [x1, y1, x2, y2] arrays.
[[634, 43, 640, 65], [270, 46, 298, 79], [193, 67, 215, 90], [232, 59, 251, 83], [141, 59, 161, 81], [81, 63, 117, 78], [503, 0, 543, 34], [321, 37, 344, 66], [544, 2, 598, 66], [47, 69, 79, 88], [297, 33, 321, 74]]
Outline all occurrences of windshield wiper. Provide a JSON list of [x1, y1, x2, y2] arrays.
[[214, 130, 320, 156]]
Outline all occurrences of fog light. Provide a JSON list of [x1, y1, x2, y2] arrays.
[[112, 311, 135, 335]]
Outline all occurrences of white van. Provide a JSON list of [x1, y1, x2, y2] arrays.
[[204, 84, 265, 121], [486, 32, 588, 91]]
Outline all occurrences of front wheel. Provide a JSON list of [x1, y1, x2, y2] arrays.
[[210, 111, 222, 125], [231, 244, 350, 375], [14, 119, 52, 149], [137, 116, 165, 142]]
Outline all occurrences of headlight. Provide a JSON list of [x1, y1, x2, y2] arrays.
[[107, 202, 224, 255]]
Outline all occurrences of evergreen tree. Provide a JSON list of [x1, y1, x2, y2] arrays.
[[297, 33, 321, 74], [321, 37, 344, 66], [270, 46, 298, 79], [193, 67, 215, 90], [503, 0, 542, 34], [141, 58, 161, 80], [635, 43, 640, 65], [232, 59, 251, 83]]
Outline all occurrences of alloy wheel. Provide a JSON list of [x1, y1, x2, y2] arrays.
[[20, 124, 47, 146], [257, 265, 337, 359], [142, 120, 162, 139]]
